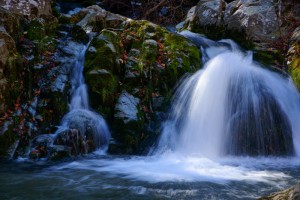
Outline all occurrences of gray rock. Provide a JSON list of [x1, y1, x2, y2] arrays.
[[184, 0, 299, 44], [114, 90, 140, 124], [50, 74, 68, 92], [76, 5, 127, 32], [258, 184, 300, 200], [0, 0, 52, 19], [225, 0, 279, 42]]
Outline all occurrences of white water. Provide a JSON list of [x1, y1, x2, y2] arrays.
[[53, 32, 300, 186], [157, 32, 300, 158], [55, 37, 110, 150]]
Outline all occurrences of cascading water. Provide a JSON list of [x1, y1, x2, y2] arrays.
[[157, 31, 300, 158], [54, 36, 110, 151], [5, 29, 300, 199]]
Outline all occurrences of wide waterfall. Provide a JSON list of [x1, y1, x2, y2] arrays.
[[157, 31, 300, 158], [54, 36, 110, 151]]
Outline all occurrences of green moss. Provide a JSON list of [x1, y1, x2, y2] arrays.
[[83, 19, 203, 154], [27, 20, 45, 41], [85, 32, 121, 74], [288, 42, 300, 90], [290, 57, 300, 89], [162, 33, 201, 89], [86, 70, 118, 118]]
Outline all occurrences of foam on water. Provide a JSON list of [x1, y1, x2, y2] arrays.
[[54, 154, 299, 184]]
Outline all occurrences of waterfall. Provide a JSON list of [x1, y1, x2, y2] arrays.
[[54, 36, 110, 151], [156, 31, 300, 158], [47, 31, 300, 185]]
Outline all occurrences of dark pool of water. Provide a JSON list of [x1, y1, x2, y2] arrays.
[[1, 155, 299, 200]]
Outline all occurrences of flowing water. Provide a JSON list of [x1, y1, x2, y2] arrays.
[[2, 31, 300, 199], [53, 35, 110, 150]]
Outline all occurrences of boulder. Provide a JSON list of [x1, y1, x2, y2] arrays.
[[259, 184, 300, 200], [225, 0, 279, 42], [0, 0, 52, 19], [182, 0, 300, 48], [113, 90, 143, 153], [74, 5, 127, 32], [29, 109, 111, 160], [83, 13, 201, 153], [0, 7, 23, 39]]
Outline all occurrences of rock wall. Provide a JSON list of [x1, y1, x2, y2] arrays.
[[0, 0, 52, 19], [181, 0, 300, 87], [74, 6, 202, 154]]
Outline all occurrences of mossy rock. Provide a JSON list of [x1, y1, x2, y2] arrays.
[[85, 30, 122, 74], [288, 28, 300, 90], [26, 20, 45, 41], [0, 8, 23, 40], [84, 18, 202, 154], [86, 69, 118, 118], [71, 25, 89, 44]]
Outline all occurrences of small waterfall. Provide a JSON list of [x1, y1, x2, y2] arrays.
[[55, 36, 110, 151], [156, 31, 300, 158]]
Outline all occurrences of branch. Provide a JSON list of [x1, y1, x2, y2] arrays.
[[142, 0, 168, 19]]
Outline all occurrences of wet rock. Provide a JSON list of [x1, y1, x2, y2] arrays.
[[115, 90, 140, 124], [56, 109, 110, 150], [53, 129, 91, 157], [113, 90, 143, 153], [259, 184, 300, 200], [6, 140, 19, 159], [29, 134, 54, 159], [29, 108, 110, 160], [83, 16, 201, 154], [50, 74, 68, 93], [288, 27, 300, 90]]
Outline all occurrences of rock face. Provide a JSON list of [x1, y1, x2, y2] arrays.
[[259, 184, 300, 200], [77, 5, 202, 153], [0, 26, 15, 113], [0, 1, 63, 159], [225, 0, 279, 42], [182, 0, 300, 87], [75, 5, 127, 32], [288, 27, 300, 89], [0, 0, 52, 19], [184, 0, 299, 44]]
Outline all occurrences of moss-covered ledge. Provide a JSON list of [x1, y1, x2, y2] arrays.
[[83, 16, 202, 154]]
